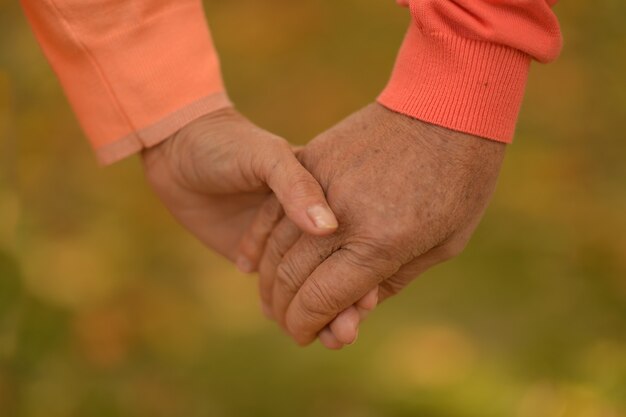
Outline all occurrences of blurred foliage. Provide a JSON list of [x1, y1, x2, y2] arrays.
[[1, 0, 625, 416]]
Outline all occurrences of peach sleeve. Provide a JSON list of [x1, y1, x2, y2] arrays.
[[20, 0, 231, 165], [379, 0, 563, 143]]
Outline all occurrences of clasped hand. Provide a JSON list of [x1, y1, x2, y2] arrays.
[[143, 104, 506, 349]]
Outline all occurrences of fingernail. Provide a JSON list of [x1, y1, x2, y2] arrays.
[[236, 256, 253, 273], [307, 205, 338, 230]]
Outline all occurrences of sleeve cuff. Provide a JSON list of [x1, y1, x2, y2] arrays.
[[95, 92, 231, 165], [377, 24, 532, 143]]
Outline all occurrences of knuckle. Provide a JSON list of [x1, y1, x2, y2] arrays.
[[299, 280, 338, 318], [351, 222, 416, 259], [263, 142, 293, 178], [379, 278, 405, 298], [285, 176, 321, 204], [272, 137, 293, 152], [342, 247, 377, 272], [345, 241, 402, 273], [263, 136, 292, 157], [364, 238, 397, 259], [275, 261, 299, 294]]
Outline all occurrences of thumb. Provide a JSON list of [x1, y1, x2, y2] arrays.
[[257, 146, 338, 236]]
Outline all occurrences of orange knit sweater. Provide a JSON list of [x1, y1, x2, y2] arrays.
[[20, 0, 562, 165]]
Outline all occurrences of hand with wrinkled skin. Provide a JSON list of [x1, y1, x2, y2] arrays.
[[238, 103, 506, 348], [142, 107, 338, 266]]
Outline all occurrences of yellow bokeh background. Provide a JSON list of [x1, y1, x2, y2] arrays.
[[1, 1, 625, 416]]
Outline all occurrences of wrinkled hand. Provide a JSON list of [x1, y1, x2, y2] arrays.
[[142, 107, 338, 266], [239, 103, 506, 348]]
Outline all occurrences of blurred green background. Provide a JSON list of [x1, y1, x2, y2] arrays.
[[1, 0, 626, 416]]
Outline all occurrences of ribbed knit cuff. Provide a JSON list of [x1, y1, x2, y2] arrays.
[[378, 24, 532, 143]]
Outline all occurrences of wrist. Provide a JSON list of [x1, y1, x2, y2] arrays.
[[371, 103, 507, 170], [141, 106, 239, 188]]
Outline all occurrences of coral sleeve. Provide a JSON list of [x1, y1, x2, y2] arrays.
[[20, 0, 230, 164], [378, 0, 562, 142]]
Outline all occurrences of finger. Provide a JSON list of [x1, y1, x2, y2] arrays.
[[355, 286, 378, 321], [328, 306, 360, 345], [356, 286, 379, 313], [284, 246, 399, 346], [236, 195, 283, 273], [258, 217, 301, 318], [258, 148, 338, 236], [270, 234, 336, 329], [327, 286, 378, 345], [318, 327, 343, 350], [321, 242, 461, 346]]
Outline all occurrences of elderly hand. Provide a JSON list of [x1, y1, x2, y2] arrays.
[[239, 103, 506, 348], [142, 107, 338, 266]]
